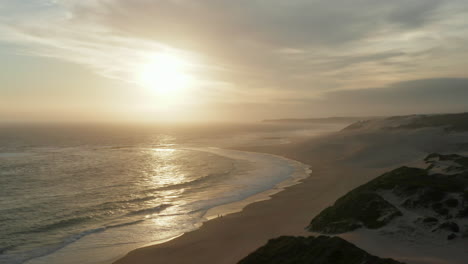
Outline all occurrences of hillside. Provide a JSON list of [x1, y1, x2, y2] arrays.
[[263, 116, 370, 124], [238, 236, 404, 264], [308, 153, 468, 241], [343, 112, 468, 132]]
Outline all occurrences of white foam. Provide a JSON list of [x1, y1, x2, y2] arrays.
[[23, 147, 311, 264], [185, 148, 311, 220]]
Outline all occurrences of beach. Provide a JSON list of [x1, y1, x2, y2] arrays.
[[4, 0, 468, 262], [3, 121, 465, 264], [113, 133, 397, 264], [0, 122, 338, 264], [114, 121, 468, 264]]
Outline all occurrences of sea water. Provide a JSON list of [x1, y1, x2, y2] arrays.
[[0, 123, 317, 264]]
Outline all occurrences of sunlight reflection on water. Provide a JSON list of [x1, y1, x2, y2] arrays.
[[150, 148, 187, 187]]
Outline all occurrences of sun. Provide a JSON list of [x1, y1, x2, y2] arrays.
[[138, 52, 193, 98]]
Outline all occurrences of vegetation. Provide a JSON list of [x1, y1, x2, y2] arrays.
[[308, 153, 468, 235], [238, 236, 404, 264], [263, 117, 366, 124], [396, 113, 468, 131], [342, 112, 468, 132], [308, 192, 401, 233], [241, 153, 468, 264]]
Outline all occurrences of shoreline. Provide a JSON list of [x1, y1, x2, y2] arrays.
[[113, 138, 391, 264], [197, 148, 312, 221], [21, 147, 311, 264], [105, 147, 313, 264]]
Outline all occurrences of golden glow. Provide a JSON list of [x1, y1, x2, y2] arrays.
[[138, 52, 193, 99], [150, 148, 187, 186]]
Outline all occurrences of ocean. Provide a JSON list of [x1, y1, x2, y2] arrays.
[[0, 123, 331, 264]]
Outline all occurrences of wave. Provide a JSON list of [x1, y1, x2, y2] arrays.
[[13, 216, 93, 235], [0, 245, 16, 255], [0, 226, 106, 264], [144, 169, 235, 195], [2, 219, 147, 264], [125, 204, 172, 216], [2, 147, 310, 264], [95, 195, 158, 209], [106, 219, 145, 229], [50, 196, 160, 221], [114, 196, 158, 204], [15, 201, 169, 236]]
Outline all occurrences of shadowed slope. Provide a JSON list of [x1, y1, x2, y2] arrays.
[[238, 236, 404, 264]]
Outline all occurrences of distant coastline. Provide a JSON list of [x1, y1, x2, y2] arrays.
[[262, 116, 379, 123]]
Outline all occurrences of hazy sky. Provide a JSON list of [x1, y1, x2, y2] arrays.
[[1, 0, 468, 122]]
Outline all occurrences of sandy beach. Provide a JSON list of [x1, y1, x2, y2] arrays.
[[113, 128, 407, 264], [113, 120, 468, 264]]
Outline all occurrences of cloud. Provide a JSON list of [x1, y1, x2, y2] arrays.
[[328, 78, 468, 102], [293, 78, 468, 117], [1, 0, 468, 108], [80, 0, 443, 47]]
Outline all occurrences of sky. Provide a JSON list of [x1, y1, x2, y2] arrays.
[[1, 0, 468, 122]]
